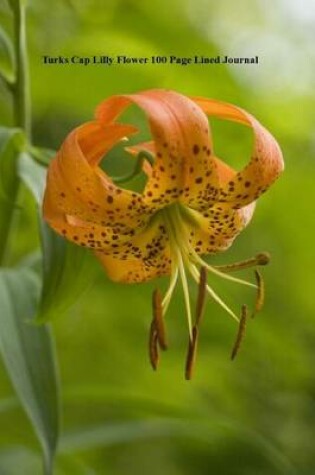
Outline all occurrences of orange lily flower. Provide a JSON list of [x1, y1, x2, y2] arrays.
[[43, 89, 284, 378]]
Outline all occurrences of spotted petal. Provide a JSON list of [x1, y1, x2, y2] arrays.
[[96, 90, 220, 209], [95, 216, 171, 283], [43, 121, 153, 239], [192, 97, 284, 209]]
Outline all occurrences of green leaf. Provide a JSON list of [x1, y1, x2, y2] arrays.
[[0, 267, 61, 475], [18, 151, 97, 323], [0, 24, 15, 84], [29, 145, 56, 166], [0, 447, 42, 475], [18, 150, 46, 204], [0, 447, 96, 475], [37, 223, 97, 322], [0, 127, 25, 264]]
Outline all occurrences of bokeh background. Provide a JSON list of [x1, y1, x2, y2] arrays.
[[1, 0, 315, 473]]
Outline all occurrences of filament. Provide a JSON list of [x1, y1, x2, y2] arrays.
[[188, 261, 239, 322], [195, 266, 207, 327], [177, 248, 193, 341], [162, 266, 179, 313], [190, 250, 257, 289]]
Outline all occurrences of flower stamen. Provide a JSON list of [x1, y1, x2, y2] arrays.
[[185, 326, 199, 380], [231, 304, 248, 360], [162, 266, 178, 313], [195, 266, 207, 327], [252, 270, 264, 317], [152, 288, 168, 350], [177, 249, 193, 341], [190, 250, 257, 289], [188, 262, 239, 322], [184, 267, 208, 380], [214, 252, 270, 273], [149, 320, 159, 370]]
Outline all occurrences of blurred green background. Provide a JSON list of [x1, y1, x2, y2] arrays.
[[1, 0, 315, 473]]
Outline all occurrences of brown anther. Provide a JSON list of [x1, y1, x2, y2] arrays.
[[214, 252, 271, 273], [231, 304, 248, 360], [152, 289, 167, 350], [252, 270, 265, 317], [185, 326, 199, 380], [149, 320, 159, 370], [255, 252, 271, 266], [195, 266, 207, 327]]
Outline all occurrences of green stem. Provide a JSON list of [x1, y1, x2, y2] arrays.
[[12, 0, 31, 138], [0, 1, 31, 266], [112, 151, 154, 184]]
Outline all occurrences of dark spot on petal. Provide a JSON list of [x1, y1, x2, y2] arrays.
[[193, 144, 200, 155]]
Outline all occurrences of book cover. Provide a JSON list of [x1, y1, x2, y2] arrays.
[[0, 0, 313, 474]]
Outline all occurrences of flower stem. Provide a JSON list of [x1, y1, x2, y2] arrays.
[[0, 1, 31, 266], [12, 0, 31, 138]]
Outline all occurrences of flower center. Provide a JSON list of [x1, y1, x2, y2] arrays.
[[149, 203, 269, 380]]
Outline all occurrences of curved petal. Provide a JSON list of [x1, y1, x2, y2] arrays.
[[78, 121, 138, 167], [184, 202, 255, 255], [96, 89, 220, 209], [183, 155, 255, 254], [43, 121, 153, 234], [44, 190, 136, 249], [191, 97, 284, 209]]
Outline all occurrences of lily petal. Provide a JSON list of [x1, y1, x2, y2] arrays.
[[95, 216, 171, 283], [186, 203, 255, 255], [192, 97, 284, 208], [44, 190, 137, 249], [96, 89, 219, 208], [78, 121, 138, 167], [96, 253, 171, 283], [43, 121, 152, 234]]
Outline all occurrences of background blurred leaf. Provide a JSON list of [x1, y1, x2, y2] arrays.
[[18, 150, 46, 203], [18, 151, 98, 322], [0, 266, 60, 475], [0, 446, 42, 475], [59, 418, 297, 475], [0, 23, 14, 82], [37, 224, 98, 323], [0, 127, 24, 264], [0, 446, 97, 475]]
